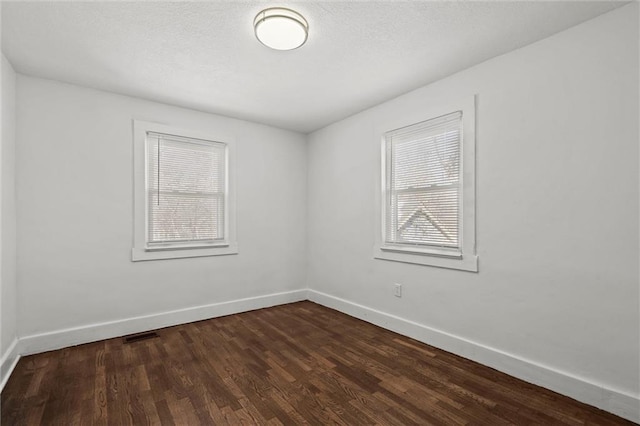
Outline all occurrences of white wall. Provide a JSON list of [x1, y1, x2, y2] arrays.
[[307, 3, 639, 419], [1, 53, 18, 385], [15, 76, 307, 343]]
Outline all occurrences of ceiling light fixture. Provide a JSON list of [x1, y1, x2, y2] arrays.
[[254, 7, 308, 51]]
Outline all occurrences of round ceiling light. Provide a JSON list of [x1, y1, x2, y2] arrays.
[[254, 7, 308, 51]]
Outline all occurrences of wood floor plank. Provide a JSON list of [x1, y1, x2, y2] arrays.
[[1, 301, 635, 425]]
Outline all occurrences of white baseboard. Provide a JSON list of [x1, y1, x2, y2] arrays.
[[307, 290, 640, 424], [19, 289, 307, 356], [1, 338, 21, 393], [9, 289, 639, 423]]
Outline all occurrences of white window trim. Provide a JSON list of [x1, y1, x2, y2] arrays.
[[132, 120, 238, 261], [373, 95, 478, 272]]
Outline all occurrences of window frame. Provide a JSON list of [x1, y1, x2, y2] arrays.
[[373, 96, 478, 272], [132, 120, 238, 261]]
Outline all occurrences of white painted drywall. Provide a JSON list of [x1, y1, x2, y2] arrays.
[[1, 53, 18, 371], [15, 76, 307, 337], [307, 2, 639, 400]]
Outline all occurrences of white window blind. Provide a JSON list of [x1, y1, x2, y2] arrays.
[[146, 133, 226, 246], [384, 111, 462, 251]]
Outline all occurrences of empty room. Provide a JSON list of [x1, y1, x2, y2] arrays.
[[1, 1, 639, 424]]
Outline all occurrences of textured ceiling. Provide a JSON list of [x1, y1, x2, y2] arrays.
[[1, 1, 626, 133]]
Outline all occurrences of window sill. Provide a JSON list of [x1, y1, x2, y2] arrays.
[[380, 245, 462, 258], [373, 245, 478, 272], [132, 242, 238, 261]]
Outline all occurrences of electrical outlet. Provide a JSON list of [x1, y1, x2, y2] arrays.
[[394, 283, 402, 298]]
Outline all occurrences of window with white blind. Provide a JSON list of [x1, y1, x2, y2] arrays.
[[374, 96, 477, 271], [132, 121, 237, 261]]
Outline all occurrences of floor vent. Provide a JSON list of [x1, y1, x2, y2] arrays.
[[123, 331, 159, 344]]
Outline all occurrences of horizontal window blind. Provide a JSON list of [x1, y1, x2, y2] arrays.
[[385, 111, 462, 249], [146, 133, 226, 245]]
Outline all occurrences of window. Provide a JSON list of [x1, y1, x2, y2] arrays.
[[132, 121, 237, 261], [374, 96, 477, 271]]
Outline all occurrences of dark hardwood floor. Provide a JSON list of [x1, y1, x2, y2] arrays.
[[1, 301, 634, 425]]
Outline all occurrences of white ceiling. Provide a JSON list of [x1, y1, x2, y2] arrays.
[[1, 1, 626, 133]]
